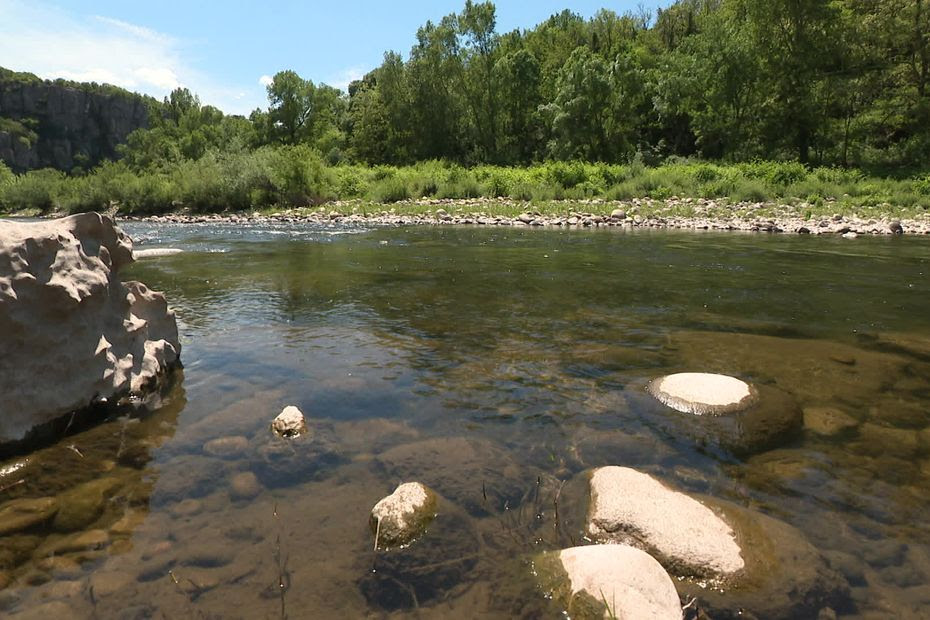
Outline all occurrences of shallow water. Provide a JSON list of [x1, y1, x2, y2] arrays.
[[1, 221, 929, 618]]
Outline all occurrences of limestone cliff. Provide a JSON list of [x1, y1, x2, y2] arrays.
[[0, 213, 181, 443], [0, 68, 151, 172]]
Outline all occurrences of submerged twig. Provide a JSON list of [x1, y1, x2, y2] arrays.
[[66, 444, 84, 458], [272, 501, 289, 620], [373, 516, 382, 552], [0, 478, 25, 493]]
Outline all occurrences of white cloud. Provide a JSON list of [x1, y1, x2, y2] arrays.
[[259, 75, 274, 87], [327, 66, 367, 93], [0, 0, 263, 115]]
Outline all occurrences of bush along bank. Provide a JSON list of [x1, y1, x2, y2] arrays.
[[1, 154, 929, 233]]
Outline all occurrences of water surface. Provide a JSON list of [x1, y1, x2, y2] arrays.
[[1, 221, 929, 618]]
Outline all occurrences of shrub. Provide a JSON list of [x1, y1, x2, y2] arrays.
[[370, 177, 410, 203], [730, 179, 770, 202], [2, 169, 65, 212]]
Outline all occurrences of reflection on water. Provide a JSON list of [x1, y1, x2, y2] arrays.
[[1, 222, 929, 618]]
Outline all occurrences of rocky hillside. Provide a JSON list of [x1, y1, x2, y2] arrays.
[[0, 68, 152, 172]]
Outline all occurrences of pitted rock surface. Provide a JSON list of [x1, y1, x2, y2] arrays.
[[0, 213, 180, 442]]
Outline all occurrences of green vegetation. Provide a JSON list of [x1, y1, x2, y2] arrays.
[[2, 157, 928, 218], [1, 0, 929, 216]]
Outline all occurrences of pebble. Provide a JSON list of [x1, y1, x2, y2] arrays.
[[169, 498, 204, 518], [128, 201, 930, 237], [229, 472, 262, 500], [203, 436, 249, 458], [803, 406, 859, 436], [89, 570, 134, 598]]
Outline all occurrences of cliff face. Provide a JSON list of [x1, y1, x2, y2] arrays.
[[0, 69, 151, 172]]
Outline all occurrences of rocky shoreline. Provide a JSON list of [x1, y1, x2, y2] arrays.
[[119, 197, 930, 236]]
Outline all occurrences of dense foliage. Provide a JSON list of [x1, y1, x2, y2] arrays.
[[2, 0, 929, 215], [2, 155, 929, 216]]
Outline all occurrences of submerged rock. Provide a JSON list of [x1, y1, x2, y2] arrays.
[[803, 406, 859, 436], [228, 472, 262, 501], [374, 436, 530, 516], [52, 476, 123, 532], [370, 482, 438, 549], [644, 375, 802, 455], [359, 503, 479, 611], [585, 466, 848, 618], [252, 421, 342, 488], [0, 498, 58, 536], [536, 544, 682, 620], [0, 213, 181, 443]]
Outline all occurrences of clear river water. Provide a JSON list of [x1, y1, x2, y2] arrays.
[[1, 220, 929, 619]]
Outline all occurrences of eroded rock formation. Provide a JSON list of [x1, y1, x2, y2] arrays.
[[0, 212, 180, 443]]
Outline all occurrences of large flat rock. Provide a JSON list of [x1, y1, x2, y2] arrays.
[[587, 466, 744, 578], [586, 466, 849, 618]]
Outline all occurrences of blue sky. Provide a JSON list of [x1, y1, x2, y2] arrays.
[[0, 0, 669, 115]]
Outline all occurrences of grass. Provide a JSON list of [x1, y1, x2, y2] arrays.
[[1, 153, 929, 221]]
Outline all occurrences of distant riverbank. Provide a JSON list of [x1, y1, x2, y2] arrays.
[[118, 197, 930, 236]]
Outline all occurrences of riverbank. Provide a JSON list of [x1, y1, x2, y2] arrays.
[[116, 197, 930, 235]]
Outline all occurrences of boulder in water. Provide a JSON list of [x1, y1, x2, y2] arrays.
[[370, 482, 438, 549], [0, 213, 180, 443], [536, 544, 683, 620]]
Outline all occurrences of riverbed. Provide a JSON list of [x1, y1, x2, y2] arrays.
[[1, 220, 929, 618]]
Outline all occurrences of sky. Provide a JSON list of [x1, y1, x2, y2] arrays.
[[0, 0, 669, 116]]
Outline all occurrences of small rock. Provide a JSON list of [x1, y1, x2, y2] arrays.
[[109, 510, 145, 536], [517, 213, 534, 224], [203, 435, 249, 458], [40, 529, 109, 556], [174, 567, 221, 595], [36, 556, 82, 578], [648, 372, 756, 415], [536, 544, 682, 620], [370, 482, 438, 549], [41, 579, 84, 600], [229, 472, 262, 500], [0, 497, 58, 535], [857, 423, 919, 458], [889, 220, 904, 234], [52, 477, 122, 532], [842, 231, 858, 239], [89, 570, 134, 598], [609, 208, 626, 220], [271, 406, 307, 438], [803, 407, 859, 436], [169, 498, 203, 518]]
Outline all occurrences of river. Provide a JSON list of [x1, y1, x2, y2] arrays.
[[1, 220, 929, 618]]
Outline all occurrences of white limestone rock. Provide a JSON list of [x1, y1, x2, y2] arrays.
[[370, 481, 437, 549], [271, 405, 307, 438], [587, 466, 744, 578], [536, 544, 682, 620], [0, 213, 180, 443], [648, 372, 756, 415], [586, 466, 850, 618]]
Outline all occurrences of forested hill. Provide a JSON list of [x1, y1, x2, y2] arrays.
[[0, 68, 151, 173], [2, 0, 929, 175]]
